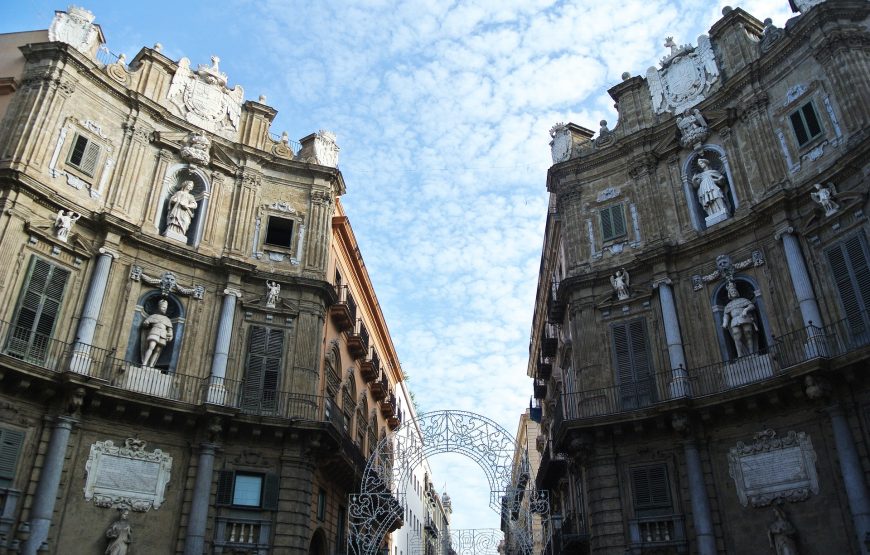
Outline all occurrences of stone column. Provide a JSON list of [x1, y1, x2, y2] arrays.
[[272, 447, 315, 551], [22, 417, 75, 555], [303, 189, 333, 273], [70, 247, 118, 375], [654, 278, 690, 398], [205, 288, 241, 404], [828, 404, 870, 553], [776, 227, 823, 328], [683, 439, 716, 555], [183, 443, 217, 555]]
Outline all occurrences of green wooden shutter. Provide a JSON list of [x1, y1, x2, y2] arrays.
[[216, 470, 234, 505], [262, 328, 283, 412], [827, 235, 870, 345], [631, 464, 671, 515], [262, 472, 280, 510], [601, 204, 626, 242], [7, 257, 70, 364], [601, 207, 614, 241], [0, 428, 25, 486], [241, 326, 283, 413], [612, 319, 655, 409]]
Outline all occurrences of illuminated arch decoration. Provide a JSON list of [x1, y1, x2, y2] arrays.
[[348, 410, 550, 554]]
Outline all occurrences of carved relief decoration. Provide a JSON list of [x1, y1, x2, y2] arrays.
[[306, 130, 340, 167], [84, 438, 173, 512], [179, 132, 211, 166], [166, 56, 244, 140], [130, 266, 204, 300], [549, 122, 572, 164], [647, 35, 720, 115], [692, 251, 765, 291], [727, 430, 819, 507], [48, 5, 100, 55]]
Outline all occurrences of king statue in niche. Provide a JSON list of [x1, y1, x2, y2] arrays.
[[140, 298, 173, 367], [163, 180, 198, 242], [721, 281, 758, 358]]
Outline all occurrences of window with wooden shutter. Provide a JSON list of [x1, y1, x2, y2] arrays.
[[216, 470, 234, 505], [611, 319, 656, 410], [789, 101, 823, 147], [67, 134, 102, 176], [6, 257, 70, 365], [262, 473, 279, 510], [241, 326, 284, 414], [630, 464, 672, 517], [0, 427, 25, 487], [600, 204, 627, 242], [826, 234, 870, 347]]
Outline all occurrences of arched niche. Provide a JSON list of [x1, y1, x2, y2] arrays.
[[682, 145, 738, 231], [308, 528, 327, 555], [124, 291, 186, 372], [155, 163, 211, 247], [710, 276, 773, 362]]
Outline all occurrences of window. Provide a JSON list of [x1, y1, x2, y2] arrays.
[[630, 464, 672, 517], [240, 326, 284, 413], [600, 204, 626, 242], [264, 216, 294, 248], [0, 427, 25, 488], [790, 101, 823, 147], [66, 134, 101, 176], [611, 319, 656, 410], [317, 488, 327, 521], [826, 234, 870, 346], [216, 470, 279, 509], [6, 257, 70, 364]]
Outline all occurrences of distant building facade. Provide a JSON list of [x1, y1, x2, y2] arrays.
[[530, 1, 870, 554], [0, 6, 417, 555]]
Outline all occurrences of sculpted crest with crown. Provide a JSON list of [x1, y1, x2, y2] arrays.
[[166, 55, 244, 140], [646, 35, 720, 115]]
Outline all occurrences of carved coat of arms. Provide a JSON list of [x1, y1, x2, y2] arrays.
[[167, 56, 244, 140], [646, 35, 720, 115], [48, 6, 100, 55]]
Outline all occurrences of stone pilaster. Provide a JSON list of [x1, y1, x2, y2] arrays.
[[814, 30, 870, 132], [303, 189, 333, 274], [683, 439, 716, 555], [736, 92, 786, 195], [586, 452, 624, 553], [183, 443, 217, 555], [827, 404, 870, 553], [272, 443, 315, 552], [226, 169, 261, 255]]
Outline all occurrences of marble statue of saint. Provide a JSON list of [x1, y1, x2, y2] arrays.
[[810, 182, 839, 217], [721, 281, 758, 358], [105, 509, 132, 555], [54, 210, 80, 243], [610, 268, 630, 300], [140, 298, 173, 367], [164, 180, 198, 241], [692, 158, 729, 219], [767, 506, 798, 555], [266, 280, 280, 308]]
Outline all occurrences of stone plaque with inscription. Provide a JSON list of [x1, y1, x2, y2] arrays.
[[84, 438, 172, 512], [727, 429, 818, 507]]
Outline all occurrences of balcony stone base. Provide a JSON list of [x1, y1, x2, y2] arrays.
[[122, 365, 173, 397], [724, 353, 773, 388]]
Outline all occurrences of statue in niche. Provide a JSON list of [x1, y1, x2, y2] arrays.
[[610, 268, 630, 300], [810, 182, 839, 217], [163, 180, 198, 242], [140, 298, 174, 367], [721, 281, 758, 358], [54, 210, 80, 243], [105, 508, 132, 555], [692, 157, 729, 222], [767, 505, 798, 555], [265, 280, 280, 308]]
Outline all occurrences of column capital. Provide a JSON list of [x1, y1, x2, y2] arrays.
[[652, 277, 673, 289], [774, 225, 795, 241], [223, 287, 243, 298], [98, 247, 120, 259]]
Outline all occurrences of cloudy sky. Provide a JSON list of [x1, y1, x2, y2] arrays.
[[4, 0, 795, 533]]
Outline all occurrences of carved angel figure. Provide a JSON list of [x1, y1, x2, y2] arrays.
[[266, 280, 280, 308], [611, 269, 630, 301], [105, 509, 132, 555], [810, 182, 839, 217], [54, 210, 80, 242]]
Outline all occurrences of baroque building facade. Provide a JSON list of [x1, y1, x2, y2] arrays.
[[0, 6, 413, 555], [531, 1, 870, 554]]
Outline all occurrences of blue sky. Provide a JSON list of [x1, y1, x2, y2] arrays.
[[2, 0, 795, 532]]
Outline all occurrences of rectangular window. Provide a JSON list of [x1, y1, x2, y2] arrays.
[[241, 326, 284, 413], [600, 204, 627, 242], [0, 427, 25, 488], [6, 257, 70, 365], [630, 464, 672, 517], [789, 101, 823, 147], [317, 488, 327, 521], [611, 319, 656, 410], [216, 470, 279, 509], [826, 234, 870, 346], [264, 216, 294, 248], [67, 134, 101, 176]]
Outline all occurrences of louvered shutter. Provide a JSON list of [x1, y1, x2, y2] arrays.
[[612, 205, 627, 238], [631, 464, 671, 516], [262, 329, 283, 412], [262, 472, 280, 510], [628, 319, 655, 405], [612, 319, 655, 409], [216, 470, 234, 505], [8, 257, 69, 364], [80, 141, 101, 176], [0, 428, 24, 486], [241, 326, 283, 414], [601, 208, 614, 241], [827, 236, 870, 346]]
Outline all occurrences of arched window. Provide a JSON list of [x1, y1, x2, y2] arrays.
[[357, 394, 368, 449], [341, 370, 356, 435]]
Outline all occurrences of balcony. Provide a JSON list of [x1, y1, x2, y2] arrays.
[[380, 391, 396, 418], [424, 515, 439, 538], [541, 324, 558, 357], [359, 348, 380, 382], [628, 514, 687, 554], [387, 408, 402, 430], [347, 319, 369, 359], [547, 511, 590, 555], [370, 372, 389, 401], [534, 378, 547, 399], [329, 285, 356, 332], [537, 358, 553, 380], [555, 317, 869, 433], [548, 279, 566, 325]]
